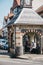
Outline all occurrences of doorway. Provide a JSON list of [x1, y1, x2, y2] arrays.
[[23, 32, 41, 54], [23, 32, 30, 53]]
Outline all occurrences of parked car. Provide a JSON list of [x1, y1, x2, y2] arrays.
[[3, 42, 8, 50], [0, 39, 8, 50]]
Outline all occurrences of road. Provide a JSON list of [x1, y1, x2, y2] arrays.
[[0, 58, 43, 65]]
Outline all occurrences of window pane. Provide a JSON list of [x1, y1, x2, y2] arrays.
[[20, 0, 23, 5], [25, 0, 30, 5]]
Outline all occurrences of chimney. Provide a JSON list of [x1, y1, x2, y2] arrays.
[[12, 0, 20, 10], [21, 0, 33, 8], [11, 0, 33, 11]]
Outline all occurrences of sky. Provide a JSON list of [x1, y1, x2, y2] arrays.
[[0, 0, 43, 29], [0, 0, 13, 29]]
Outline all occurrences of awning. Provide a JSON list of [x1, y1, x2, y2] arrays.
[[12, 0, 20, 10]]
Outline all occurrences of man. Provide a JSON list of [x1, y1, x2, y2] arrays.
[[30, 41, 36, 54]]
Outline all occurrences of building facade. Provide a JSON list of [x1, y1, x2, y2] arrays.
[[4, 0, 43, 57]]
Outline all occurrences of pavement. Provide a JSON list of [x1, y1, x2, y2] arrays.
[[0, 54, 43, 61], [18, 54, 43, 60], [0, 55, 10, 58], [0, 49, 43, 65], [0, 57, 43, 65], [0, 54, 43, 65]]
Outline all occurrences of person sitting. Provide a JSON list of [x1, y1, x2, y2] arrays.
[[30, 41, 36, 54]]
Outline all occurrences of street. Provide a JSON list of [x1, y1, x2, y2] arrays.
[[0, 57, 43, 65]]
